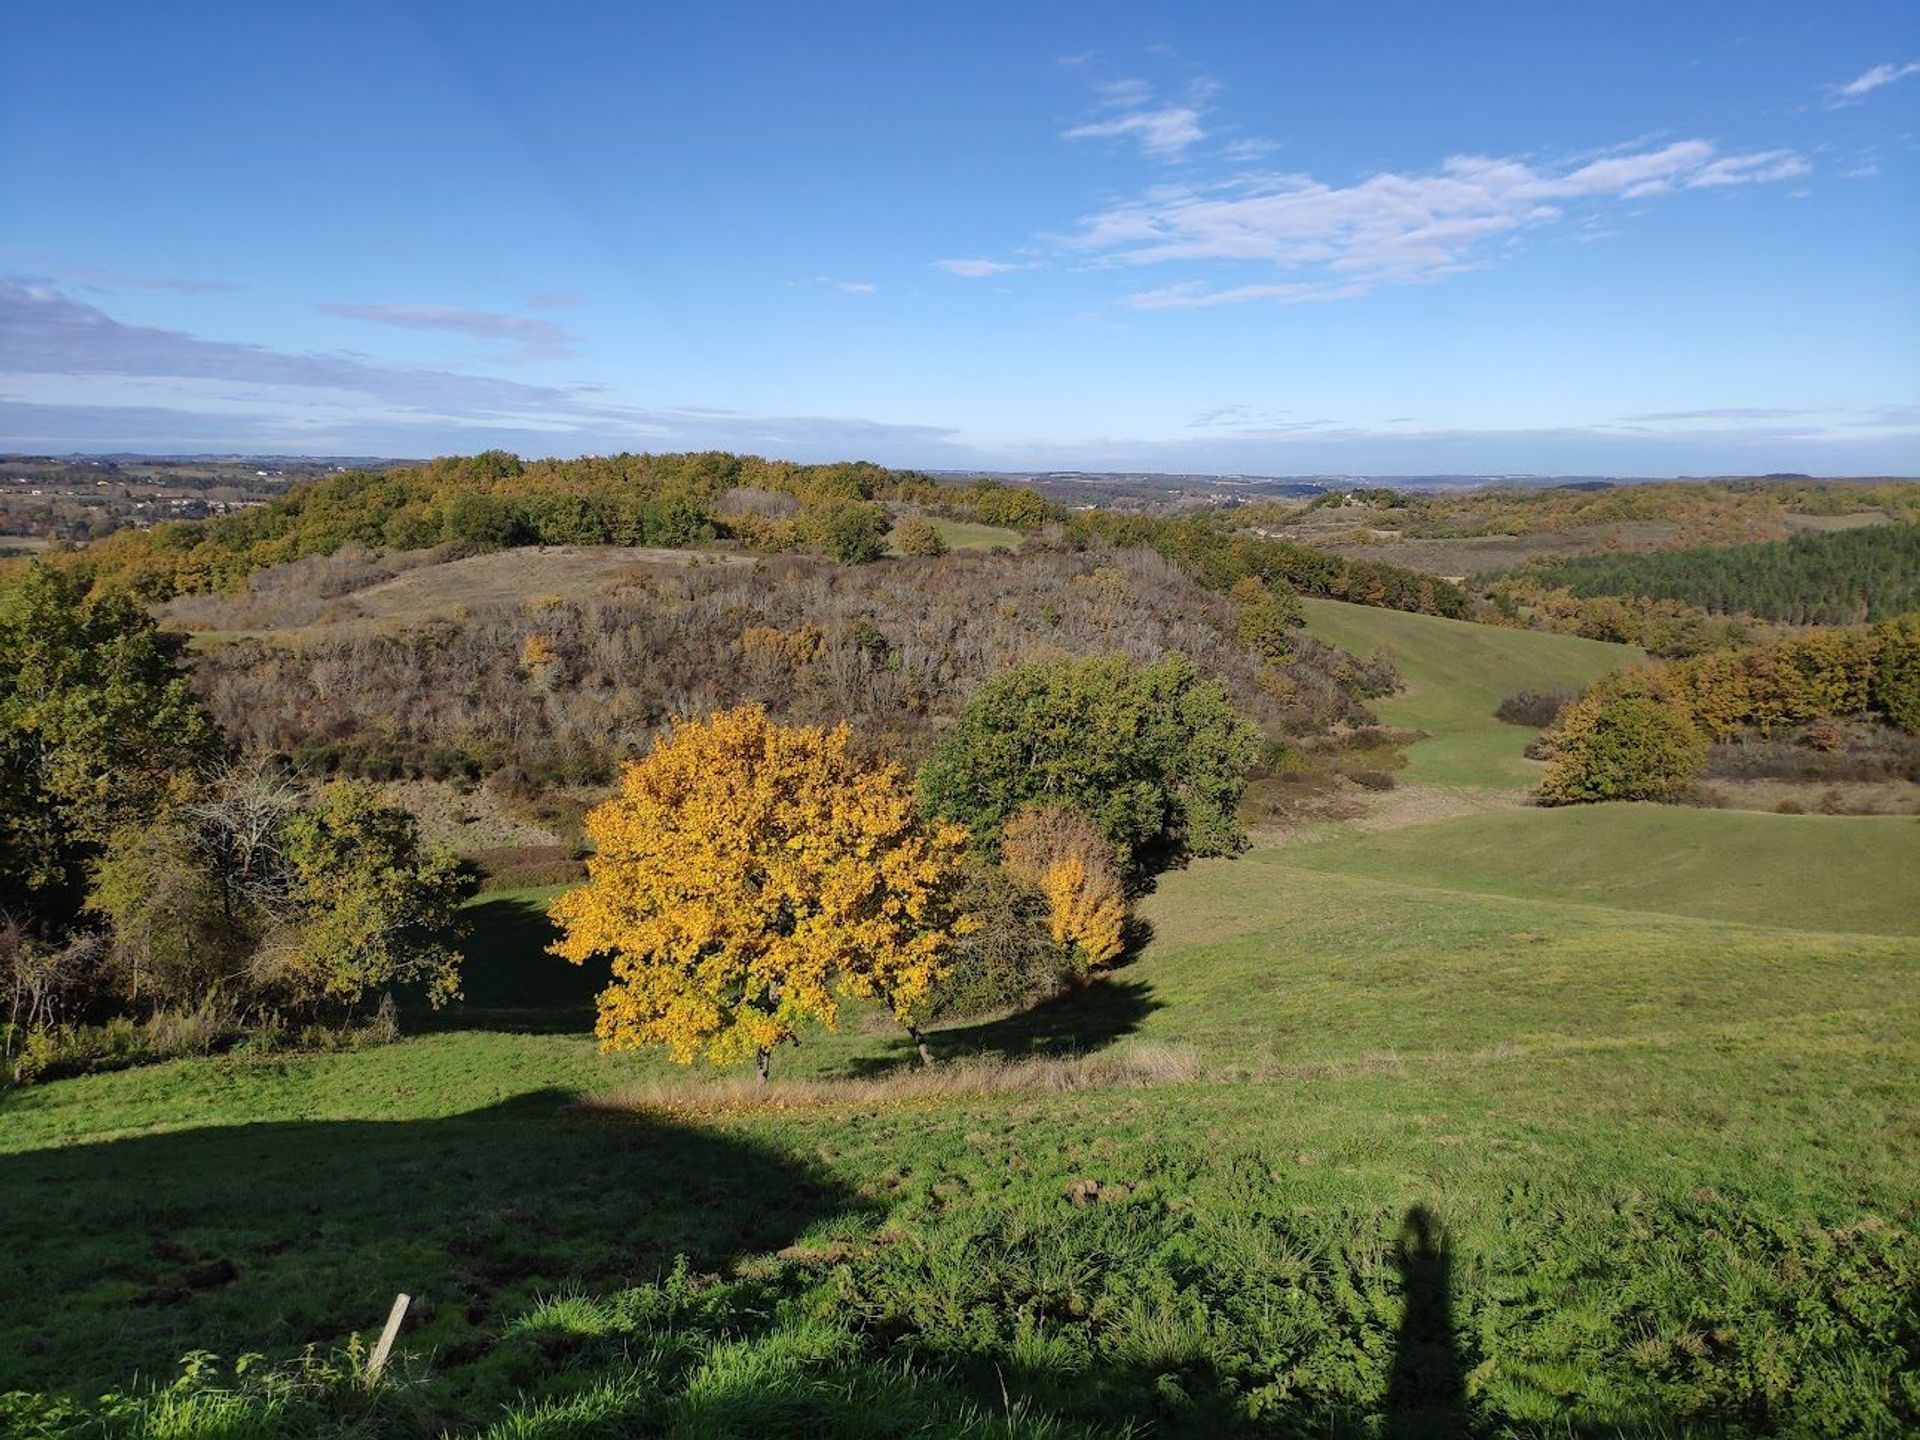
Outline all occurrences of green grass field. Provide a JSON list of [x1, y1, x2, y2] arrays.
[[4, 608, 1916, 1437], [888, 517, 1023, 554], [1301, 598, 1637, 787]]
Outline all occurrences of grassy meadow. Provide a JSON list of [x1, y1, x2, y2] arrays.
[[3, 603, 1917, 1437], [890, 517, 1024, 554], [1300, 597, 1638, 787]]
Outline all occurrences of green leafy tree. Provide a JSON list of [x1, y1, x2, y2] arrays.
[[0, 564, 216, 927], [918, 654, 1259, 872], [1538, 692, 1708, 805], [812, 502, 891, 564], [88, 820, 255, 1011], [267, 782, 468, 1013], [1229, 575, 1306, 661]]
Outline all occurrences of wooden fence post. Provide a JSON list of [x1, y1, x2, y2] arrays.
[[367, 1292, 411, 1380]]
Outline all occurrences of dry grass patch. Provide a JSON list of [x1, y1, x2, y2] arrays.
[[586, 1040, 1202, 1116]]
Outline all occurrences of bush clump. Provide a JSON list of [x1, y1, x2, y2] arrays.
[[927, 863, 1079, 1021], [891, 515, 948, 557], [1494, 689, 1577, 728], [1000, 803, 1129, 969], [1538, 690, 1709, 804]]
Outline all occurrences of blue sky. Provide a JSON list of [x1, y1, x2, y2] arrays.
[[2, 2, 1916, 475]]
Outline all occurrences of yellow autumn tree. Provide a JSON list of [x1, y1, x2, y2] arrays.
[[1000, 803, 1127, 969], [548, 705, 970, 1080]]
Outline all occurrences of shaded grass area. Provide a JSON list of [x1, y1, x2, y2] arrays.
[[1301, 597, 1637, 787]]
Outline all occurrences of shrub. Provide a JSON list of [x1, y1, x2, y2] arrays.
[[1000, 804, 1128, 968], [87, 821, 257, 1012], [267, 782, 469, 1015], [1538, 692, 1709, 805], [1228, 575, 1305, 662], [1872, 614, 1920, 734], [892, 515, 948, 557], [1494, 689, 1577, 728], [810, 502, 891, 565], [928, 862, 1078, 1020]]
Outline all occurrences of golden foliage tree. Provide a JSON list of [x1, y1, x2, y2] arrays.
[[548, 705, 970, 1080], [1000, 803, 1127, 969]]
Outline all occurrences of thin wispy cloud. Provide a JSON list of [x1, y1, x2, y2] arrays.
[[1065, 106, 1207, 159], [1062, 72, 1213, 159], [0, 280, 959, 458], [1619, 406, 1816, 423], [1827, 59, 1920, 105], [319, 303, 575, 361], [1058, 137, 1810, 309], [798, 276, 878, 296], [55, 266, 242, 295], [933, 258, 1027, 278], [525, 291, 583, 309]]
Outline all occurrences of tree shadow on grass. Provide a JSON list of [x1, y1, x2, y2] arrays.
[[0, 1089, 865, 1398], [409, 893, 607, 1035], [842, 976, 1162, 1078]]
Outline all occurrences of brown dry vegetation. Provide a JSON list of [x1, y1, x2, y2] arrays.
[[162, 542, 743, 640], [186, 543, 1393, 787], [592, 1039, 1204, 1116]]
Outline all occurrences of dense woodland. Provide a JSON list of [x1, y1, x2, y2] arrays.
[[1241, 477, 1920, 546], [1525, 522, 1920, 624]]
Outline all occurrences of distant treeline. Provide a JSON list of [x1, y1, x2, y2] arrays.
[[1255, 478, 1920, 547], [1526, 523, 1920, 625], [1065, 512, 1468, 619], [67, 450, 1060, 599], [51, 449, 1468, 620]]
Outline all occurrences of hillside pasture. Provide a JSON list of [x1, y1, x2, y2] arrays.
[[5, 594, 1916, 1436], [1300, 597, 1638, 786], [4, 799, 1916, 1433]]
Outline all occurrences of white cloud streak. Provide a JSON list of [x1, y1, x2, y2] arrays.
[[1064, 106, 1206, 158], [934, 257, 1026, 278], [1060, 138, 1810, 309], [1829, 60, 1920, 104]]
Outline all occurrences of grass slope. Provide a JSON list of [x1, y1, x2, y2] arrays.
[[1275, 804, 1920, 937], [4, 610, 1916, 1436], [1301, 597, 1637, 786]]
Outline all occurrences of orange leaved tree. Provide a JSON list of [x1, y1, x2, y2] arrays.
[[1000, 803, 1127, 970], [548, 705, 970, 1081]]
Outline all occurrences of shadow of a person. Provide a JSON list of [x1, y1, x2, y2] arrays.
[[1385, 1204, 1471, 1438]]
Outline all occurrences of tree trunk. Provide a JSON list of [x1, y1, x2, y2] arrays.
[[908, 1022, 935, 1069], [756, 1046, 771, 1085]]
